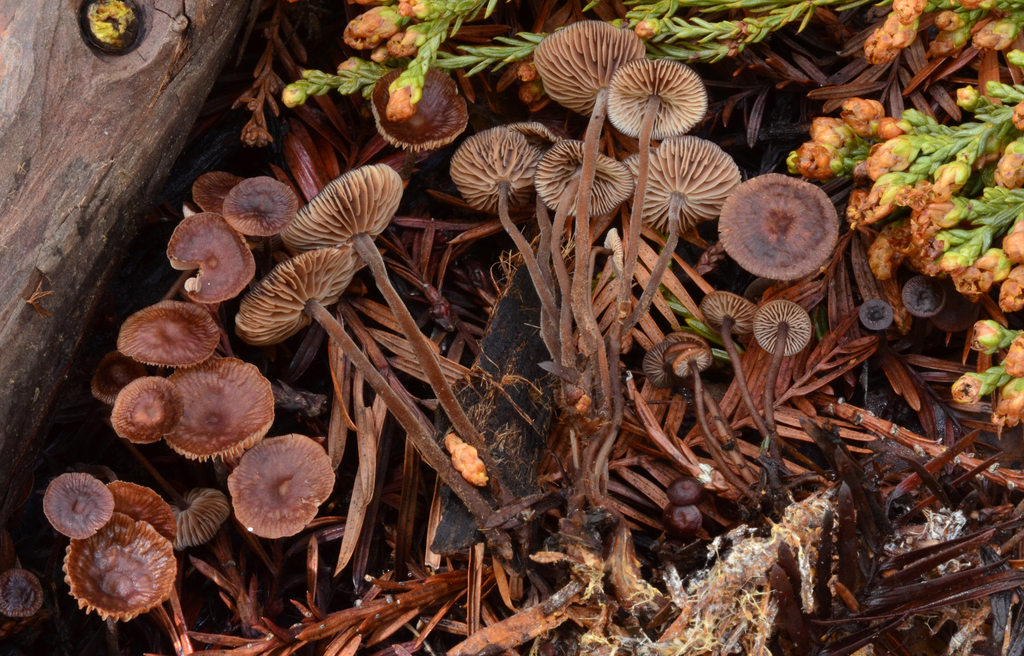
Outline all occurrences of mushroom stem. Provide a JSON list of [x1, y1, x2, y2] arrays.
[[691, 364, 753, 498], [623, 193, 683, 332], [718, 317, 769, 439], [105, 618, 119, 656], [619, 94, 662, 312], [303, 300, 512, 558], [550, 178, 580, 371], [762, 321, 790, 455], [400, 149, 416, 180], [118, 439, 187, 507], [702, 388, 758, 486], [535, 194, 555, 296], [261, 236, 274, 278]]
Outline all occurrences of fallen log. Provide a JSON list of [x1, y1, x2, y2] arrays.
[[0, 0, 253, 525]]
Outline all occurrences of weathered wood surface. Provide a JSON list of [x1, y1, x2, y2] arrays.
[[0, 0, 253, 525]]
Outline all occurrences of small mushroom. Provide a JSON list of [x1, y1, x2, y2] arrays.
[[111, 376, 183, 444], [505, 121, 565, 149], [107, 481, 177, 544], [752, 300, 813, 449], [662, 504, 702, 539], [901, 275, 946, 318], [666, 476, 705, 507], [117, 301, 220, 367], [222, 176, 300, 274], [929, 279, 979, 333], [172, 488, 231, 550], [167, 213, 256, 304], [192, 171, 244, 215], [44, 473, 115, 539], [700, 291, 766, 437], [90, 351, 147, 405], [859, 299, 893, 371], [642, 333, 706, 389], [0, 569, 43, 618]]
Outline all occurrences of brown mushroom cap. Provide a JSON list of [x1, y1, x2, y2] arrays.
[[165, 358, 275, 461], [91, 351, 148, 405], [533, 21, 646, 116], [0, 568, 43, 618], [753, 300, 813, 356], [450, 128, 541, 213], [192, 171, 244, 215], [608, 59, 708, 140], [371, 69, 468, 153], [605, 228, 624, 276], [111, 377, 184, 444], [63, 513, 176, 622], [700, 291, 757, 334], [117, 301, 220, 368], [235, 246, 359, 346], [173, 488, 231, 550], [505, 122, 566, 149], [669, 335, 714, 378], [227, 434, 334, 539], [281, 164, 403, 254], [221, 176, 300, 237], [167, 213, 256, 304], [718, 174, 839, 281], [535, 140, 633, 216], [625, 136, 741, 233], [107, 481, 177, 544], [44, 473, 115, 540], [642, 333, 711, 387]]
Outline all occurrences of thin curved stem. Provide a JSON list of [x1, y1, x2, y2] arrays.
[[691, 364, 753, 498], [719, 318, 769, 439], [535, 193, 555, 296], [702, 388, 758, 486], [624, 194, 683, 333], [550, 180, 578, 372], [763, 322, 789, 458], [351, 233, 511, 506]]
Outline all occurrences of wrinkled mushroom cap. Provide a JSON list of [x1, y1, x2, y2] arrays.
[[117, 301, 220, 368], [167, 213, 256, 304], [235, 246, 359, 346], [63, 513, 176, 622], [107, 481, 177, 544], [0, 569, 43, 618], [450, 128, 541, 213], [192, 171, 244, 215], [281, 165, 403, 254], [227, 434, 334, 539], [505, 122, 566, 149], [718, 173, 838, 281], [608, 59, 708, 140], [166, 358, 275, 461], [91, 351, 148, 405], [700, 291, 757, 334], [625, 137, 741, 233], [221, 176, 300, 237], [535, 140, 633, 216], [533, 21, 645, 116], [371, 69, 468, 153], [111, 377, 184, 444], [173, 488, 231, 550], [902, 275, 946, 318], [753, 300, 813, 356], [44, 473, 115, 540]]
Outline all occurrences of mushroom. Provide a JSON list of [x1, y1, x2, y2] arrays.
[[642, 333, 694, 389], [117, 300, 220, 367], [752, 300, 813, 447], [901, 275, 946, 318], [43, 472, 115, 539], [859, 298, 893, 371], [110, 376, 183, 444], [106, 481, 177, 544], [221, 176, 300, 274], [505, 121, 565, 149], [192, 171, 244, 214], [227, 434, 334, 539], [167, 213, 256, 304], [699, 291, 766, 437], [172, 488, 231, 550], [929, 279, 979, 332], [90, 351, 147, 405], [666, 475, 705, 506], [662, 504, 702, 539], [0, 568, 43, 618], [719, 173, 839, 281], [371, 68, 468, 179]]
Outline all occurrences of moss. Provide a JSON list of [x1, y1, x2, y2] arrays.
[[84, 0, 139, 53]]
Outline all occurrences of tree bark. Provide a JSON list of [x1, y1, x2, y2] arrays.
[[0, 0, 253, 525]]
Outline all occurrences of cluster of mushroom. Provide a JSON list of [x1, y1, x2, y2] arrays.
[[661, 475, 705, 540]]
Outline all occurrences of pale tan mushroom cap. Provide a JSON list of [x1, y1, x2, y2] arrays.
[[235, 246, 359, 346], [173, 488, 231, 550], [111, 377, 184, 444], [107, 481, 177, 544], [281, 165, 403, 254], [192, 171, 244, 215], [533, 21, 645, 116], [117, 301, 220, 368], [625, 136, 740, 233], [753, 299, 813, 356], [167, 213, 256, 304], [371, 69, 468, 152], [91, 351, 148, 405], [450, 128, 541, 213], [535, 140, 633, 216], [44, 473, 115, 540], [505, 122, 566, 149], [642, 333, 689, 388], [700, 291, 757, 334], [63, 513, 176, 622], [166, 358, 274, 461], [228, 434, 334, 539], [668, 334, 713, 377], [0, 569, 43, 618], [608, 59, 707, 140], [221, 176, 300, 237]]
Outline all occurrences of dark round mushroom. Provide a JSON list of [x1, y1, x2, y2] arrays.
[[859, 299, 894, 331], [90, 351, 148, 405], [0, 569, 43, 618], [662, 504, 702, 539], [902, 275, 946, 318], [666, 476, 705, 507]]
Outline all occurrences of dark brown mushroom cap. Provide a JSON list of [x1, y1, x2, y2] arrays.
[[608, 59, 708, 140], [669, 336, 714, 378], [700, 291, 757, 335], [281, 165, 403, 254], [44, 473, 115, 540], [192, 171, 244, 215], [666, 476, 705, 506], [901, 275, 946, 318], [371, 69, 468, 153], [0, 568, 43, 618], [91, 351, 148, 405], [533, 21, 646, 116], [167, 213, 256, 304], [111, 376, 183, 444], [752, 300, 813, 356], [63, 513, 176, 622], [227, 434, 334, 539], [450, 128, 541, 213], [718, 173, 838, 281], [505, 122, 566, 149], [929, 279, 979, 333], [117, 301, 220, 368], [173, 488, 231, 550], [221, 176, 300, 237], [625, 137, 741, 233], [166, 358, 275, 461], [662, 504, 701, 539], [744, 277, 777, 304], [535, 140, 633, 216], [107, 481, 177, 544], [235, 246, 359, 346]]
